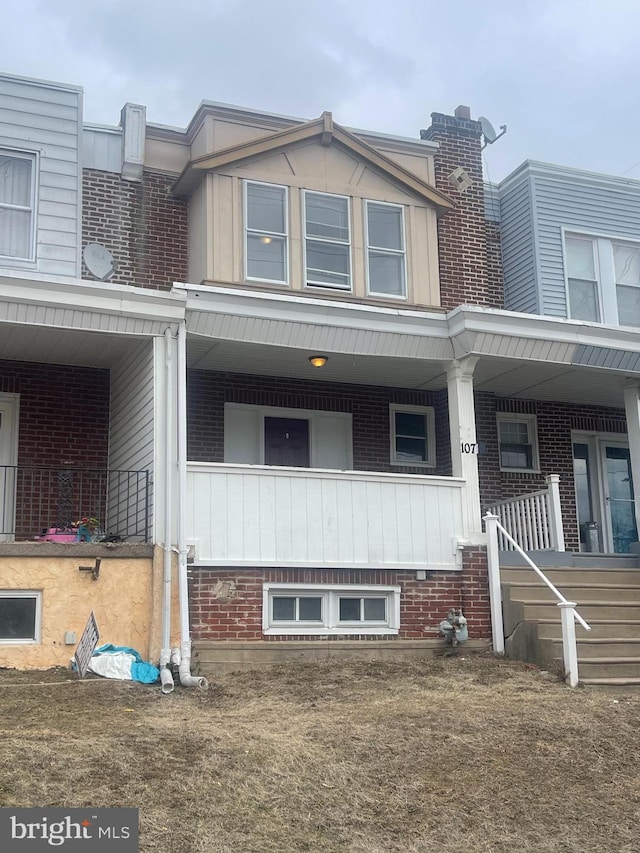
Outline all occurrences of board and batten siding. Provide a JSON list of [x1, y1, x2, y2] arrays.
[[497, 172, 538, 314], [108, 340, 155, 539], [82, 125, 122, 173], [0, 74, 82, 278]]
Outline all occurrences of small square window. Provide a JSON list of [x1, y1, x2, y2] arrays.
[[390, 405, 435, 467], [0, 592, 41, 643], [497, 415, 539, 472]]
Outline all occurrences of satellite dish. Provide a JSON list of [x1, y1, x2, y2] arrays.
[[83, 243, 116, 281], [478, 116, 497, 143]]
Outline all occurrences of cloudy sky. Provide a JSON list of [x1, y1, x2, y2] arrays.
[[2, 0, 639, 182]]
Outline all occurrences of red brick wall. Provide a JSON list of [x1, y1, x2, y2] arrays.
[[188, 548, 490, 641], [423, 113, 502, 309], [475, 391, 627, 551], [0, 361, 110, 537], [187, 371, 452, 476], [82, 169, 188, 291]]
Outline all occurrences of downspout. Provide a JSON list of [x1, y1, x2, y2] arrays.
[[176, 322, 209, 690], [160, 328, 175, 694]]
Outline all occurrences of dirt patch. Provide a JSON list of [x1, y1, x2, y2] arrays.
[[1, 655, 639, 852]]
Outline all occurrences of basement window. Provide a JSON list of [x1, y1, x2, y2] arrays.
[[0, 591, 41, 643], [263, 583, 400, 636]]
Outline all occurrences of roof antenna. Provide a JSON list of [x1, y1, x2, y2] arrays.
[[478, 116, 507, 151]]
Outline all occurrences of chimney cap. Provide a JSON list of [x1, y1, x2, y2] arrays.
[[454, 105, 471, 120]]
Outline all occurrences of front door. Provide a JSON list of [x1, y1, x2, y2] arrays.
[[0, 394, 19, 541], [601, 442, 638, 554], [264, 417, 310, 467]]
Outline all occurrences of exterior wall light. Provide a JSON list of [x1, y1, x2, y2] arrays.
[[308, 355, 328, 368]]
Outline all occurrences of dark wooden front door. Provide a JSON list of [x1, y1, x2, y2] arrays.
[[264, 417, 310, 467]]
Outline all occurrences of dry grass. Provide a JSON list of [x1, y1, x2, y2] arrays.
[[1, 655, 639, 852]]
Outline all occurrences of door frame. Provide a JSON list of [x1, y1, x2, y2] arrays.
[[597, 438, 637, 554], [0, 393, 20, 541]]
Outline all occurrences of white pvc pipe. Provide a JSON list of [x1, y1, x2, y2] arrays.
[[160, 328, 175, 694], [176, 323, 209, 690]]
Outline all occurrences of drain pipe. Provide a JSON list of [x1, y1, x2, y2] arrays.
[[176, 322, 209, 690], [160, 328, 175, 695]]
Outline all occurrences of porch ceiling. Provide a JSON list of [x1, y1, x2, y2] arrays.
[[0, 323, 150, 368], [187, 336, 630, 407]]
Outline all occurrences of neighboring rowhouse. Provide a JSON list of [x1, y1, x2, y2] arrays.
[[1, 70, 639, 676]]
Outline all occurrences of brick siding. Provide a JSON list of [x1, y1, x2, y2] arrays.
[[187, 370, 452, 476], [82, 169, 188, 291], [188, 547, 490, 642], [0, 361, 110, 538], [475, 391, 627, 552]]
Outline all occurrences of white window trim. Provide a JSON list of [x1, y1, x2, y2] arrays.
[[263, 583, 401, 636], [364, 199, 407, 300], [497, 413, 540, 473], [562, 228, 640, 328], [389, 404, 436, 468], [302, 189, 352, 292], [243, 179, 289, 285], [0, 590, 42, 644], [0, 147, 38, 266]]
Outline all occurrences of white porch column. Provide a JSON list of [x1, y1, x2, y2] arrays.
[[446, 356, 482, 536], [623, 382, 640, 539]]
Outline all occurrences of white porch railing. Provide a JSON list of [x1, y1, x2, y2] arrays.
[[484, 513, 590, 688], [485, 474, 565, 552], [186, 462, 466, 570]]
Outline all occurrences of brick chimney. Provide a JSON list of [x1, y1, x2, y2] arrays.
[[422, 107, 493, 310]]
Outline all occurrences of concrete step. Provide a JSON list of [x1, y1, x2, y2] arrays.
[[504, 582, 640, 603], [537, 620, 640, 640], [579, 677, 640, 688], [555, 639, 640, 658], [501, 568, 640, 586], [516, 601, 640, 621], [563, 657, 640, 679]]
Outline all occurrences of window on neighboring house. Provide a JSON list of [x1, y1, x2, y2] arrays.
[[244, 181, 288, 283], [389, 405, 435, 467], [0, 150, 36, 262], [304, 191, 351, 291], [365, 201, 406, 298], [497, 414, 539, 472], [564, 233, 640, 328], [0, 591, 41, 643], [263, 583, 400, 635]]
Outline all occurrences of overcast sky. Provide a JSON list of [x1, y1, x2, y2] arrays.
[[3, 0, 639, 182]]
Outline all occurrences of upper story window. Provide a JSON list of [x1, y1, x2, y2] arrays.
[[366, 201, 406, 299], [0, 150, 36, 263], [244, 181, 288, 283], [304, 191, 351, 291], [565, 233, 640, 328]]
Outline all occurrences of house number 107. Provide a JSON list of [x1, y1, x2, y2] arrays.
[[461, 442, 478, 454]]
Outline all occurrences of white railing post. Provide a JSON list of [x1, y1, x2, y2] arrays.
[[545, 474, 565, 552], [558, 601, 579, 687], [483, 512, 504, 655]]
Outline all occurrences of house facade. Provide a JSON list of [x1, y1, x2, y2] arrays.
[[1, 71, 640, 674]]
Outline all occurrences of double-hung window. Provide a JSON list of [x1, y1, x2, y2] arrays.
[[389, 405, 435, 467], [263, 583, 401, 635], [365, 201, 406, 298], [0, 591, 41, 643], [245, 181, 288, 283], [304, 191, 351, 290], [564, 233, 640, 328], [497, 414, 539, 472], [0, 150, 36, 262]]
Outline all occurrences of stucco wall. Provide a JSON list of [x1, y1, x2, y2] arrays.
[[0, 546, 180, 670]]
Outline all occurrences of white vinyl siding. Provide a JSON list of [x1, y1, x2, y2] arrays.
[[365, 200, 406, 298], [263, 583, 400, 635], [244, 181, 288, 284], [303, 191, 351, 291], [0, 75, 82, 276]]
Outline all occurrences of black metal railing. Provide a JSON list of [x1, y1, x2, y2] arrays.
[[0, 466, 151, 542]]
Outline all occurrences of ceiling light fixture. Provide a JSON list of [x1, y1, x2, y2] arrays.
[[308, 355, 328, 368]]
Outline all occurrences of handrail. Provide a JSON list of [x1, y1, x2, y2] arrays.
[[493, 518, 591, 632], [484, 512, 589, 688], [485, 473, 565, 553]]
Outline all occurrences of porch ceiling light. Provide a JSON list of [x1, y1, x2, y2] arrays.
[[308, 355, 328, 368]]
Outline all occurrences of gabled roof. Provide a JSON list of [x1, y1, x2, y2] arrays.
[[173, 111, 454, 215]]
